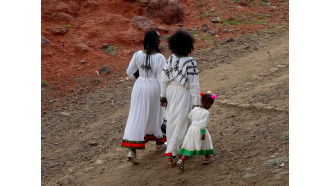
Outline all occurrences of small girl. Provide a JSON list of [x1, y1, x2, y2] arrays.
[[176, 91, 216, 169]]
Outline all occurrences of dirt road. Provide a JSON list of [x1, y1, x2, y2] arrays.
[[42, 30, 289, 186]]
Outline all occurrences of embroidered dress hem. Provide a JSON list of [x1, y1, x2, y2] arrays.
[[144, 135, 166, 143], [122, 135, 166, 149], [122, 140, 146, 149], [179, 148, 214, 156], [164, 152, 173, 156]]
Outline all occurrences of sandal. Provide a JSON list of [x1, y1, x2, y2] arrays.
[[168, 156, 177, 167], [202, 157, 213, 164], [176, 159, 184, 170], [127, 149, 139, 164]]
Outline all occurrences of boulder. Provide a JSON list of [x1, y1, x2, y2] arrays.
[[156, 26, 169, 33], [41, 36, 50, 46], [52, 25, 68, 35], [201, 24, 209, 32], [75, 43, 90, 53], [226, 37, 235, 42], [99, 66, 111, 75], [211, 18, 220, 23], [147, 0, 183, 24], [132, 16, 157, 31], [57, 12, 73, 22]]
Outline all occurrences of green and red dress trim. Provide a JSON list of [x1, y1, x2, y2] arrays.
[[121, 135, 166, 149], [179, 148, 215, 156]]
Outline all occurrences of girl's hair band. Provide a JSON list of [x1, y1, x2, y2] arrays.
[[200, 91, 216, 99]]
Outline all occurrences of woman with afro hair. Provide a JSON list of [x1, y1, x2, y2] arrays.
[[160, 30, 200, 166]]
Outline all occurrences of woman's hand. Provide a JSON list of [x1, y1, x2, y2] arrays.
[[201, 134, 205, 140]]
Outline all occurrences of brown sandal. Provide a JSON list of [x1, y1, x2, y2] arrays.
[[168, 156, 177, 167]]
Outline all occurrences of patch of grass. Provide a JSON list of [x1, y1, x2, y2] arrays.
[[262, 0, 270, 5], [254, 20, 266, 24], [65, 24, 71, 30], [250, 33, 258, 38], [232, 0, 240, 2], [249, 2, 263, 7], [200, 48, 209, 53], [245, 13, 256, 17], [272, 168, 282, 173], [197, 0, 207, 8], [210, 10, 220, 17], [41, 80, 49, 87], [198, 8, 219, 18], [199, 11, 211, 18], [191, 30, 200, 37], [277, 131, 289, 140], [244, 13, 274, 19], [258, 14, 274, 19], [242, 173, 256, 179], [221, 20, 239, 26], [236, 14, 245, 19], [104, 46, 117, 55], [266, 156, 288, 167], [201, 34, 214, 45], [219, 3, 226, 6], [260, 23, 287, 36], [215, 42, 222, 48]]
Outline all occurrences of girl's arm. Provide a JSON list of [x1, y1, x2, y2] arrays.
[[126, 52, 138, 80], [199, 110, 210, 136]]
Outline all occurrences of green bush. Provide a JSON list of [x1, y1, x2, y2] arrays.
[[65, 24, 71, 30], [41, 80, 48, 87], [104, 46, 117, 55]]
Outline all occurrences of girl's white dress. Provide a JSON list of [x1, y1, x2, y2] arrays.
[[122, 50, 166, 149], [179, 107, 214, 156], [161, 54, 200, 157]]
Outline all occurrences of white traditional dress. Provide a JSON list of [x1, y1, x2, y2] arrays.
[[122, 50, 166, 149], [179, 107, 214, 156], [161, 54, 200, 157]]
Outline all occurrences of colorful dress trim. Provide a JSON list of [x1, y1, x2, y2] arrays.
[[121, 135, 166, 149], [179, 148, 215, 156], [121, 140, 146, 149], [164, 152, 173, 156], [144, 134, 166, 143]]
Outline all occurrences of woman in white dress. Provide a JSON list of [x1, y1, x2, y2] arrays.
[[122, 30, 167, 164], [160, 30, 200, 166], [176, 92, 216, 170]]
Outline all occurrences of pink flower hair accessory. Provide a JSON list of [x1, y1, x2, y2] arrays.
[[211, 94, 216, 99]]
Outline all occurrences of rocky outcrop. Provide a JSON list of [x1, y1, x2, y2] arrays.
[[147, 0, 183, 24], [132, 16, 157, 31]]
